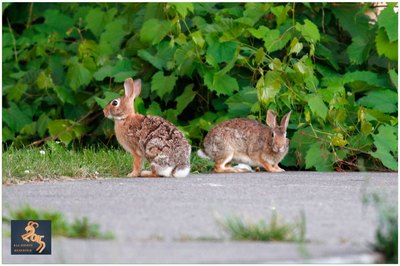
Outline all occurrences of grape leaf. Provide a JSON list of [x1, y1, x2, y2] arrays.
[[305, 142, 334, 171], [140, 19, 171, 45], [357, 89, 397, 114], [172, 3, 194, 17], [370, 125, 398, 170], [85, 8, 105, 38], [151, 71, 178, 100], [100, 18, 127, 50], [296, 19, 320, 43], [225, 87, 258, 116], [67, 62, 92, 91], [307, 93, 328, 120], [375, 28, 398, 61], [175, 84, 196, 115], [377, 5, 398, 42]]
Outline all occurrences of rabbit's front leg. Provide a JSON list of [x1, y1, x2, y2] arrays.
[[260, 158, 283, 173], [127, 152, 142, 177]]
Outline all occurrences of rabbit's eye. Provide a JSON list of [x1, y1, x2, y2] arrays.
[[112, 100, 119, 106]]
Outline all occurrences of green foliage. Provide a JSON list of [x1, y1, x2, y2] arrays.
[[216, 211, 306, 242], [3, 3, 398, 171], [3, 205, 114, 239], [363, 193, 398, 263]]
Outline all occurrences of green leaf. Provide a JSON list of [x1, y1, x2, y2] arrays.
[[256, 71, 282, 105], [67, 61, 92, 91], [138, 41, 176, 70], [225, 87, 258, 116], [36, 113, 51, 137], [370, 125, 398, 170], [238, 3, 271, 26], [358, 89, 397, 114], [347, 36, 371, 65], [377, 5, 398, 42], [307, 93, 328, 120], [151, 71, 177, 100], [191, 31, 205, 48], [305, 142, 333, 171], [289, 37, 303, 55], [2, 102, 32, 132], [343, 71, 392, 88], [93, 59, 136, 82], [147, 102, 163, 116], [93, 65, 114, 81], [43, 9, 75, 34], [175, 84, 196, 115], [172, 3, 194, 17], [85, 8, 105, 38], [205, 72, 239, 96], [206, 36, 237, 64], [138, 50, 164, 70], [331, 133, 348, 147], [54, 86, 76, 104], [2, 126, 14, 142], [271, 5, 290, 26], [95, 92, 121, 109], [48, 119, 74, 145], [140, 19, 171, 45], [100, 18, 127, 51], [7, 83, 28, 102], [375, 28, 398, 61], [315, 43, 339, 70], [249, 26, 283, 53], [296, 19, 320, 43], [36, 71, 54, 90], [331, 6, 370, 38]]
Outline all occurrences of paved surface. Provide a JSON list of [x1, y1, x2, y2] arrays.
[[2, 172, 397, 263]]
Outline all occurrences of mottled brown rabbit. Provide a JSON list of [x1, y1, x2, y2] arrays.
[[103, 78, 191, 178], [198, 110, 291, 173]]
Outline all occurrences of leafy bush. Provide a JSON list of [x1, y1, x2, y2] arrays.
[[2, 3, 398, 171]]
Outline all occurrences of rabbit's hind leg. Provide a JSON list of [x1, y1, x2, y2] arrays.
[[214, 153, 247, 173]]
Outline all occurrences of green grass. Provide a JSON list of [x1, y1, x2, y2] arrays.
[[2, 141, 214, 183], [363, 193, 398, 263], [216, 211, 306, 242], [3, 205, 114, 240]]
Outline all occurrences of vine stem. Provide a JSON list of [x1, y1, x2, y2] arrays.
[[299, 131, 370, 155], [7, 19, 19, 70], [28, 110, 97, 147], [26, 3, 33, 29]]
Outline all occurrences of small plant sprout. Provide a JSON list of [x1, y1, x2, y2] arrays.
[[3, 205, 114, 240], [215, 210, 306, 243]]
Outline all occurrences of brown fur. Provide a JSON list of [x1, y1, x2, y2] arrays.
[[200, 110, 291, 173], [103, 78, 191, 178]]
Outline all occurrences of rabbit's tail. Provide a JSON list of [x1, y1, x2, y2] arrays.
[[197, 149, 210, 160]]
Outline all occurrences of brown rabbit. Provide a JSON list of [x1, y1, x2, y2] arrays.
[[103, 78, 191, 178], [198, 110, 291, 173]]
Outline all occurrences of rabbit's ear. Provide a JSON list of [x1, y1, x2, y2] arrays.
[[124, 78, 135, 98], [280, 111, 292, 130], [266, 109, 277, 128], [132, 79, 142, 97]]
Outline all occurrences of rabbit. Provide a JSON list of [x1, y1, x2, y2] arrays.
[[198, 110, 291, 173], [103, 78, 191, 178]]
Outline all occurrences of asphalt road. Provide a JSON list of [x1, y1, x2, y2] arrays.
[[2, 172, 397, 263]]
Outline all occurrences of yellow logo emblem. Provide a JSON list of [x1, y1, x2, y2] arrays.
[[21, 221, 46, 254]]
